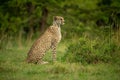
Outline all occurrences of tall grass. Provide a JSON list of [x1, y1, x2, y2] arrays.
[[0, 41, 120, 80]]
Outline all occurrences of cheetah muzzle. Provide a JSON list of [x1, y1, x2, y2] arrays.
[[26, 16, 65, 64]]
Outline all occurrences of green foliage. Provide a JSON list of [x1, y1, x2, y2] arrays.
[[63, 35, 120, 64], [0, 0, 120, 48]]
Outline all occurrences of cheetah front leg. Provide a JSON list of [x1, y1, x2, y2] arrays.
[[51, 45, 57, 62]]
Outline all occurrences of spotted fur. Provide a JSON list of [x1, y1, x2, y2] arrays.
[[26, 16, 65, 64]]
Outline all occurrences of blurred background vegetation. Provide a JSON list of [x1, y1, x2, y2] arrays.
[[0, 0, 120, 64]]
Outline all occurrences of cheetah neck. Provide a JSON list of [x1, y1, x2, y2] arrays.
[[52, 21, 61, 27]]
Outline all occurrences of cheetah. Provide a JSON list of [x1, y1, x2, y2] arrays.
[[26, 16, 65, 64]]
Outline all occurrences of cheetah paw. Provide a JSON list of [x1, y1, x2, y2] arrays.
[[41, 61, 49, 64]]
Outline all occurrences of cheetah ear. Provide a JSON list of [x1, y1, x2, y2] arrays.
[[53, 16, 58, 21]]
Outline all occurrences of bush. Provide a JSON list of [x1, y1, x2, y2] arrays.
[[63, 36, 120, 64]]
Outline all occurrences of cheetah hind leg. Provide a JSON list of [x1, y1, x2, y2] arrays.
[[36, 53, 49, 64], [37, 55, 48, 64]]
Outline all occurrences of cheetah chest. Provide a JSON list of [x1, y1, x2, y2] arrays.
[[57, 27, 62, 43], [54, 27, 62, 43]]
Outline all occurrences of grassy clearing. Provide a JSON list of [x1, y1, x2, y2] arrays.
[[0, 42, 120, 80]]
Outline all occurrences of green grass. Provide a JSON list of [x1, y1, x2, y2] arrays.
[[0, 42, 120, 80]]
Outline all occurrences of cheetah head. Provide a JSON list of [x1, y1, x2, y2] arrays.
[[53, 16, 65, 26]]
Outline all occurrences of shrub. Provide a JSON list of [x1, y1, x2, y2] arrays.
[[63, 37, 120, 64]]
